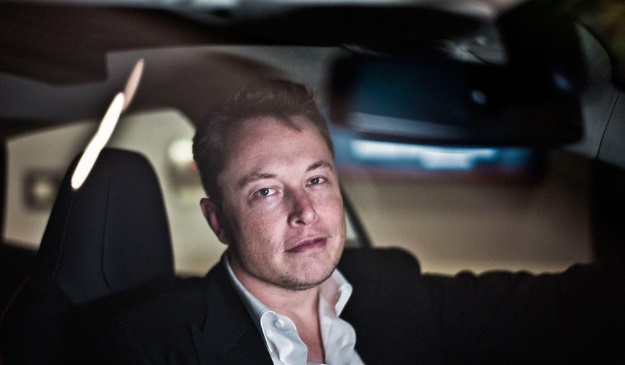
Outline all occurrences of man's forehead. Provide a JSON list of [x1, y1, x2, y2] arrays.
[[218, 115, 332, 180], [228, 115, 325, 153], [232, 115, 305, 136]]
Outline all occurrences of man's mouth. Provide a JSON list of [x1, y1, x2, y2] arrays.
[[286, 237, 327, 253]]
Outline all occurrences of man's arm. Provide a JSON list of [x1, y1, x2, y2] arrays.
[[425, 261, 625, 363]]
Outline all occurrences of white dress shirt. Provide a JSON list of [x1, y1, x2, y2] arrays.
[[224, 255, 365, 365]]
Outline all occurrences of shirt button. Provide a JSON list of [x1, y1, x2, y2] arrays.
[[275, 320, 284, 328]]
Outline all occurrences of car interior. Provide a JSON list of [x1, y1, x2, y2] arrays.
[[0, 0, 624, 363]]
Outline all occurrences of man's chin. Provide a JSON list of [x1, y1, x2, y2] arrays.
[[278, 265, 337, 291], [274, 242, 344, 291]]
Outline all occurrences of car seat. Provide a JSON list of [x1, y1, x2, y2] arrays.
[[0, 148, 175, 364]]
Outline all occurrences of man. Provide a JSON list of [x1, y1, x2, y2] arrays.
[[193, 79, 354, 364], [107, 79, 625, 364]]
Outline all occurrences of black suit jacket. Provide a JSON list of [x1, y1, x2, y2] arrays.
[[106, 248, 625, 364]]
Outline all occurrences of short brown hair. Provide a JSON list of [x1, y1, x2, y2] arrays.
[[192, 79, 333, 202]]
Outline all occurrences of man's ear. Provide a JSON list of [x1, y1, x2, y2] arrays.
[[200, 197, 229, 245]]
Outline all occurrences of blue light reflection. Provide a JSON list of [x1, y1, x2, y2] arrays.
[[329, 124, 538, 177]]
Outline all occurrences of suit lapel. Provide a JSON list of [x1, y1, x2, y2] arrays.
[[191, 260, 273, 365]]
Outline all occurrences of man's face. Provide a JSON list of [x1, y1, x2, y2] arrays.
[[203, 116, 345, 291]]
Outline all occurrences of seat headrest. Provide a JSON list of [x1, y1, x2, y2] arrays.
[[34, 148, 174, 305]]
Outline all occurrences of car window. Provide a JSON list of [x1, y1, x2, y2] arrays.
[[340, 150, 593, 274]]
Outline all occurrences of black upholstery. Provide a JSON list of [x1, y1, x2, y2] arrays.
[[0, 148, 175, 364]]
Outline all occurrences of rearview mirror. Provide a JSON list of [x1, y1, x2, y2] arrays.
[[328, 55, 583, 147], [328, 1, 585, 147]]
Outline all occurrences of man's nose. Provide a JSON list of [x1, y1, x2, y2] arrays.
[[287, 189, 317, 226]]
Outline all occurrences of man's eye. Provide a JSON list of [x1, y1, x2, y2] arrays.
[[257, 188, 274, 197], [309, 177, 326, 185]]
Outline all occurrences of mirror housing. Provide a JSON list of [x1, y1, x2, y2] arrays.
[[328, 1, 586, 147], [329, 55, 583, 147]]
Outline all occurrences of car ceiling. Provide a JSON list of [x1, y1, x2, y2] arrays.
[[0, 0, 623, 152], [0, 1, 488, 134], [0, 1, 485, 84]]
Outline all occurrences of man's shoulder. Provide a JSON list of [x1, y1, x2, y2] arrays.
[[111, 262, 229, 330], [101, 264, 234, 363], [339, 247, 422, 272], [112, 276, 208, 329], [338, 247, 423, 287]]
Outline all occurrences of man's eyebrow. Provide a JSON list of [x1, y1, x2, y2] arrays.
[[237, 161, 333, 189], [307, 160, 334, 172], [238, 173, 276, 189]]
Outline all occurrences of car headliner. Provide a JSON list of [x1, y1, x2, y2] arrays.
[[0, 0, 623, 167]]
